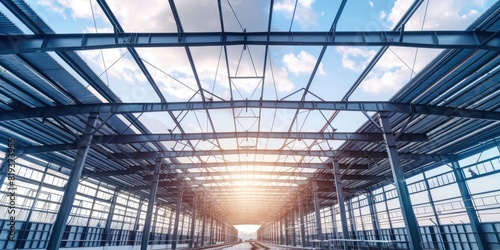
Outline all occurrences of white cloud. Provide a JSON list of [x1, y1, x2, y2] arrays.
[[56, 0, 104, 20], [274, 0, 318, 28], [336, 47, 376, 72], [369, 1, 374, 8], [385, 0, 486, 30], [282, 51, 326, 76], [380, 10, 387, 19]]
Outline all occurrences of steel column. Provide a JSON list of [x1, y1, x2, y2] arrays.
[[130, 197, 144, 244], [15, 164, 48, 249], [367, 190, 381, 249], [423, 171, 447, 250], [189, 200, 197, 248], [46, 113, 98, 250], [333, 160, 350, 240], [313, 181, 323, 248], [150, 205, 160, 245], [291, 206, 297, 246], [209, 215, 214, 245], [102, 188, 119, 246], [200, 211, 206, 246], [298, 196, 306, 246], [172, 184, 184, 249], [451, 161, 488, 249], [347, 199, 357, 239], [379, 112, 422, 250]]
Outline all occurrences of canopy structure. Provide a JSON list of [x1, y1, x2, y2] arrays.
[[0, 0, 500, 249]]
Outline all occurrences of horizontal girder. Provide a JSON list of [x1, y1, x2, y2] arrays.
[[82, 162, 368, 178], [92, 131, 427, 143], [2, 101, 498, 122], [0, 31, 499, 53], [110, 149, 451, 161], [142, 171, 385, 182]]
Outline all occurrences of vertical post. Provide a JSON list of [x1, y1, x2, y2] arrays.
[[189, 197, 197, 248], [141, 158, 161, 250], [330, 204, 338, 238], [312, 181, 323, 248], [151, 205, 160, 244], [172, 184, 184, 249], [382, 186, 396, 242], [279, 214, 284, 245], [291, 205, 297, 246], [209, 214, 214, 245], [285, 212, 289, 245], [166, 207, 174, 245], [298, 196, 306, 247], [367, 189, 381, 248], [451, 161, 487, 249], [347, 199, 357, 239], [102, 188, 119, 246], [379, 112, 422, 250], [333, 160, 350, 240], [200, 211, 206, 246], [46, 113, 98, 250], [15, 164, 49, 249], [0, 158, 8, 188], [422, 171, 447, 250], [130, 197, 144, 245]]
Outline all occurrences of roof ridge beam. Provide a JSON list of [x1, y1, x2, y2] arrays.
[[2, 101, 499, 121]]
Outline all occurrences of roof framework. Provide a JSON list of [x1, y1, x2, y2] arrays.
[[0, 0, 499, 227]]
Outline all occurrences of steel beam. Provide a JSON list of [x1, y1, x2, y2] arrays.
[[1, 101, 499, 122], [143, 171, 385, 181], [379, 112, 422, 250], [1, 31, 499, 53], [141, 158, 161, 250], [451, 161, 488, 249], [81, 162, 371, 177], [333, 160, 350, 240], [46, 113, 98, 250], [110, 149, 449, 162], [91, 131, 427, 143]]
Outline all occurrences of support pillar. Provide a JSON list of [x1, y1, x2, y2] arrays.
[[130, 197, 144, 246], [102, 188, 119, 246], [151, 205, 160, 244], [172, 183, 184, 249], [285, 212, 289, 245], [367, 189, 381, 248], [140, 158, 161, 250], [379, 112, 422, 250], [200, 211, 206, 246], [298, 196, 306, 246], [451, 161, 487, 249], [423, 171, 447, 250], [209, 215, 214, 245], [333, 160, 350, 240], [15, 164, 49, 249], [189, 197, 197, 248], [47, 113, 98, 250], [312, 181, 323, 248], [291, 206, 297, 246], [347, 199, 357, 239]]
